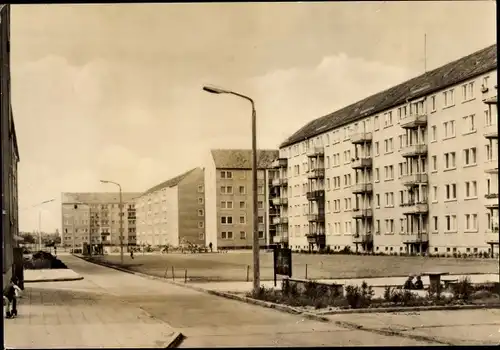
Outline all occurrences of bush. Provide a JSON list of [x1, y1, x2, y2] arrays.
[[383, 287, 420, 306], [345, 281, 374, 309], [452, 277, 474, 302]]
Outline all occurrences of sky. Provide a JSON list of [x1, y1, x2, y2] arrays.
[[11, 1, 496, 233]]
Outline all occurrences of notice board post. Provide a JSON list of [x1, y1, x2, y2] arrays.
[[273, 247, 292, 287]]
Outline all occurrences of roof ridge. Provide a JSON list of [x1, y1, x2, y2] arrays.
[[141, 167, 201, 196]]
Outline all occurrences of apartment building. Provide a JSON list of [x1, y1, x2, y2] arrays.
[[1, 4, 21, 287], [276, 43, 498, 255], [61, 192, 141, 249], [205, 149, 279, 251], [135, 167, 205, 247], [269, 157, 289, 247]]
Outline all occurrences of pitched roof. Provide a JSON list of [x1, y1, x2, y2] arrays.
[[211, 149, 279, 169], [280, 44, 497, 148], [143, 168, 198, 196], [61, 192, 142, 204]]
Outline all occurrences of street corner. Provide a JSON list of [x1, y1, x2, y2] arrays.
[[24, 268, 83, 283]]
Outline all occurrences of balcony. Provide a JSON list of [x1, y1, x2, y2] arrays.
[[307, 212, 325, 222], [306, 190, 325, 201], [272, 197, 288, 206], [307, 168, 325, 179], [401, 173, 428, 187], [352, 208, 373, 219], [484, 124, 498, 139], [485, 159, 498, 174], [306, 231, 326, 245], [400, 114, 428, 129], [280, 178, 288, 186], [271, 178, 281, 187], [351, 157, 372, 169], [485, 193, 499, 210], [401, 144, 428, 158], [352, 233, 373, 244], [351, 182, 373, 194], [272, 216, 281, 225], [350, 132, 373, 144], [273, 235, 289, 244], [307, 147, 325, 158], [484, 96, 497, 105], [276, 225, 288, 234], [402, 202, 429, 215], [402, 233, 429, 244], [271, 158, 288, 168]]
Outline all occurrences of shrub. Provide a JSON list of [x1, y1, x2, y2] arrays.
[[345, 281, 374, 309], [452, 277, 474, 302], [383, 287, 420, 306]]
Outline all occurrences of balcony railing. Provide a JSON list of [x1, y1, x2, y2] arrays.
[[402, 233, 429, 243], [352, 233, 373, 244], [352, 208, 373, 219], [401, 202, 429, 215], [401, 144, 428, 158], [271, 178, 281, 186], [307, 168, 325, 179], [307, 147, 325, 158], [400, 114, 428, 129], [351, 182, 373, 194], [401, 173, 428, 187], [272, 216, 281, 225], [485, 159, 498, 174], [271, 158, 288, 168], [307, 212, 325, 222], [272, 197, 288, 206], [351, 157, 373, 169], [306, 190, 325, 201], [485, 193, 499, 209], [484, 124, 498, 139], [276, 225, 288, 234], [350, 132, 373, 144], [306, 231, 326, 244]]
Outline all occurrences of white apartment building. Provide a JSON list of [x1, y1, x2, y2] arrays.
[[276, 43, 498, 256]]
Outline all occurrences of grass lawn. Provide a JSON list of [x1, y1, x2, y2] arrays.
[[94, 252, 499, 282]]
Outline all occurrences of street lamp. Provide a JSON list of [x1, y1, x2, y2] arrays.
[[100, 180, 124, 265], [203, 84, 260, 293], [32, 199, 55, 251]]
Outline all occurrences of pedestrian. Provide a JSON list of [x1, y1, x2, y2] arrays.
[[209, 242, 213, 253], [403, 274, 415, 290], [414, 275, 424, 290], [130, 250, 134, 259], [3, 277, 21, 318]]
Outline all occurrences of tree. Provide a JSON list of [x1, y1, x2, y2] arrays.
[[20, 232, 36, 244]]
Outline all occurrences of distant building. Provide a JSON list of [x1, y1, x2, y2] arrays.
[[135, 167, 205, 247], [61, 192, 141, 249], [277, 43, 498, 256], [204, 149, 279, 251], [1, 4, 21, 288]]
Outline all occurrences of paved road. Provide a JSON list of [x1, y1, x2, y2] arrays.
[[61, 255, 438, 346]]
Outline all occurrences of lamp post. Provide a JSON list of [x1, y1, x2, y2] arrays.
[[32, 199, 55, 251], [100, 180, 124, 265], [203, 84, 260, 293]]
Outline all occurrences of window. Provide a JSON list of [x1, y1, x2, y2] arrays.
[[375, 168, 380, 182], [220, 216, 233, 224], [375, 220, 381, 234], [463, 147, 477, 166], [221, 201, 233, 209], [239, 201, 246, 209], [376, 194, 380, 208], [431, 156, 437, 172], [198, 221, 204, 228], [444, 152, 456, 169], [221, 231, 233, 239], [445, 184, 457, 200], [220, 171, 233, 179], [384, 112, 393, 127], [198, 197, 204, 205], [431, 96, 436, 111], [197, 185, 204, 193], [485, 109, 493, 126], [430, 125, 437, 141], [443, 120, 455, 138], [462, 82, 475, 101], [220, 186, 233, 194], [258, 185, 264, 194], [385, 219, 394, 234], [374, 142, 380, 156], [199, 232, 205, 240], [463, 114, 475, 133], [258, 216, 264, 224], [464, 214, 478, 231], [374, 116, 380, 130], [240, 231, 246, 239], [239, 186, 246, 194], [431, 216, 438, 232], [258, 231, 264, 239], [443, 89, 454, 107], [465, 181, 477, 198], [239, 216, 246, 224], [198, 209, 205, 216], [257, 201, 263, 209], [445, 215, 457, 232]]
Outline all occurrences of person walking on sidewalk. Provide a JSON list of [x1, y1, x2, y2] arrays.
[[3, 277, 21, 318]]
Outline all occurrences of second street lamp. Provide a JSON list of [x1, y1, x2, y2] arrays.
[[203, 84, 260, 294], [100, 180, 124, 265]]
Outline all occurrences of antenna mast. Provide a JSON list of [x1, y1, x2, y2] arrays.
[[424, 33, 427, 73]]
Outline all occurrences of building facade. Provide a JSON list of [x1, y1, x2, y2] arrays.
[[135, 167, 205, 247], [61, 192, 141, 249], [1, 4, 21, 288], [205, 149, 279, 251], [276, 44, 498, 256]]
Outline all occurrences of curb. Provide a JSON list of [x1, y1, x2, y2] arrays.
[[166, 332, 185, 348], [24, 276, 84, 283], [74, 255, 500, 320]]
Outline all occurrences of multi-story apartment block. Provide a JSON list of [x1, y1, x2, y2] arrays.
[[269, 157, 289, 247], [61, 192, 141, 250], [135, 167, 205, 247], [205, 149, 279, 251], [276, 43, 498, 256], [1, 4, 21, 287]]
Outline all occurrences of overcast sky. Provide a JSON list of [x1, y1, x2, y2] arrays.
[[12, 2, 496, 233]]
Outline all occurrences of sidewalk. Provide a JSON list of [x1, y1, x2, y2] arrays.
[[24, 268, 83, 283], [4, 279, 182, 348]]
